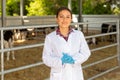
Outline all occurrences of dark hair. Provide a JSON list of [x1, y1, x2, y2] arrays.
[[56, 7, 72, 18]]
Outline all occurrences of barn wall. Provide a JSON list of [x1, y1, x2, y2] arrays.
[[82, 15, 119, 30]]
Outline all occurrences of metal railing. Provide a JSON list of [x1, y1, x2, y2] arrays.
[[0, 20, 120, 80], [82, 20, 120, 80]]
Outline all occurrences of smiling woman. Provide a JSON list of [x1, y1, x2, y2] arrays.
[[42, 7, 91, 80], [56, 7, 72, 37]]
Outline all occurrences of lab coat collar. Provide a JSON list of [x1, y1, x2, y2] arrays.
[[56, 27, 74, 36], [56, 27, 74, 41]]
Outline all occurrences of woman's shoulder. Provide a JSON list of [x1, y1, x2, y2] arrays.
[[72, 29, 83, 34], [72, 29, 85, 39], [46, 30, 56, 38]]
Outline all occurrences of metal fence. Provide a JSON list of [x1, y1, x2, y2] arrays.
[[82, 20, 120, 80], [0, 20, 120, 80]]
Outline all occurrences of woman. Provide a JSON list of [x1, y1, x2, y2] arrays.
[[42, 7, 91, 80]]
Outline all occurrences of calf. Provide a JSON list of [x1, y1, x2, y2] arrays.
[[3, 30, 15, 60], [87, 37, 98, 46], [101, 23, 116, 42], [14, 29, 28, 41]]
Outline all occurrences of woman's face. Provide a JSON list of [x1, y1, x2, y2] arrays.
[[56, 10, 72, 28]]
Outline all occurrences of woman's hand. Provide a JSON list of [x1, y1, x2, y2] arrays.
[[61, 53, 75, 65]]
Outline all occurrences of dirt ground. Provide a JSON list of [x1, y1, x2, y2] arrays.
[[0, 31, 119, 80], [94, 68, 120, 80]]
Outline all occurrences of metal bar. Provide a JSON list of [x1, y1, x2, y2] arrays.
[[91, 43, 117, 52], [20, 0, 24, 16], [1, 29, 4, 80], [0, 24, 58, 31], [0, 43, 44, 53], [0, 62, 43, 74], [20, 0, 24, 26], [68, 0, 72, 10], [88, 66, 119, 80], [116, 20, 120, 66], [78, 0, 82, 22], [71, 20, 118, 26], [1, 0, 6, 27], [85, 32, 117, 39], [83, 55, 117, 69]]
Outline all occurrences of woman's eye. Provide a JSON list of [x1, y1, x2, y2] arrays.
[[58, 15, 71, 19], [66, 16, 70, 18], [60, 16, 64, 18]]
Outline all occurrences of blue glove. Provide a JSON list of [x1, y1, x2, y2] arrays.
[[61, 53, 69, 64], [62, 53, 74, 64], [61, 53, 75, 64]]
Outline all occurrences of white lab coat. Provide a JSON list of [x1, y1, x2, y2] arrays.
[[42, 29, 91, 80]]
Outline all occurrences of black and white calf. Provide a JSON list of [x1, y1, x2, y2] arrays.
[[3, 30, 15, 60], [86, 37, 98, 45]]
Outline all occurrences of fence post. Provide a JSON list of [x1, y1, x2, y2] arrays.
[[0, 29, 5, 80], [117, 20, 120, 66]]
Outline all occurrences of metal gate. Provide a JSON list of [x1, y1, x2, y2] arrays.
[[0, 20, 120, 80]]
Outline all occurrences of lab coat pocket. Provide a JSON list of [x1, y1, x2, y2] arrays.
[[62, 64, 73, 80], [51, 72, 62, 80]]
